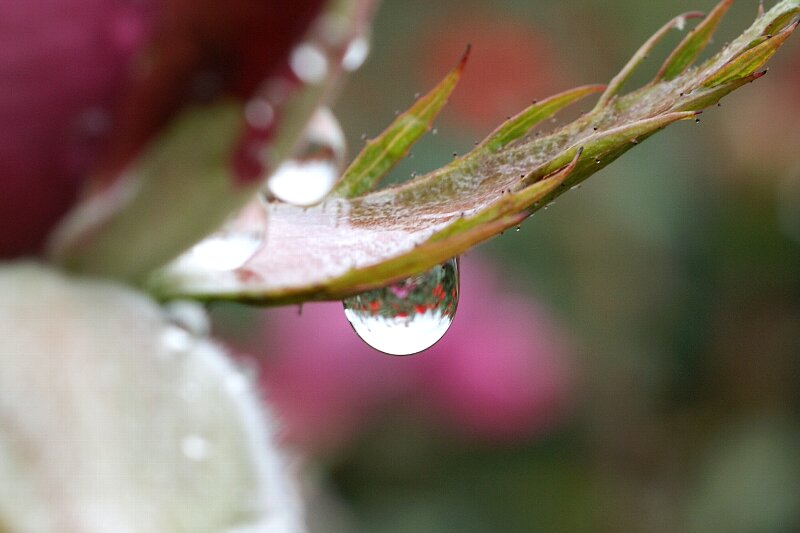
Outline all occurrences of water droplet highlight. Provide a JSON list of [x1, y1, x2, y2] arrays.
[[181, 434, 210, 461], [342, 36, 370, 71], [342, 258, 459, 356], [290, 43, 328, 83]]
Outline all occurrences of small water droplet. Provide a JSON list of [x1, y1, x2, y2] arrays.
[[225, 372, 249, 395], [676, 15, 687, 31], [342, 258, 459, 356], [515, 226, 521, 232], [414, 92, 421, 99], [160, 325, 193, 354], [342, 36, 370, 71], [163, 301, 210, 337], [431, 128, 438, 135], [181, 434, 210, 461], [290, 43, 328, 83], [244, 98, 274, 129]]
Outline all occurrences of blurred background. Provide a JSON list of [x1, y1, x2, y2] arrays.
[[214, 1, 800, 531]]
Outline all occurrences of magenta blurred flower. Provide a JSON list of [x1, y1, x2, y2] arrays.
[[0, 0, 156, 257], [0, 0, 325, 258], [248, 256, 577, 453], [419, 12, 569, 132]]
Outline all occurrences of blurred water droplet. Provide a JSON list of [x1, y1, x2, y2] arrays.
[[244, 98, 274, 129], [290, 43, 328, 83], [160, 325, 193, 354], [267, 107, 346, 206], [676, 15, 688, 31], [225, 372, 249, 395], [181, 434, 210, 461], [171, 202, 267, 272], [342, 36, 370, 71], [431, 128, 438, 135], [342, 258, 459, 356], [163, 300, 210, 337]]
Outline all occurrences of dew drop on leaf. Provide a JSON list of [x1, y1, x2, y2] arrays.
[[170, 201, 267, 272], [342, 258, 459, 356], [267, 107, 345, 206]]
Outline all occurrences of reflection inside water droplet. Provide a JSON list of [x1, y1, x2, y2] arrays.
[[342, 258, 459, 356]]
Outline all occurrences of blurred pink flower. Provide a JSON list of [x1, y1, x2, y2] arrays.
[[0, 0, 326, 258], [419, 13, 569, 132], [0, 0, 156, 257], [248, 256, 577, 453]]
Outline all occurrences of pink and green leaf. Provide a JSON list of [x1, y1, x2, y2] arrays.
[[150, 0, 800, 304], [656, 0, 733, 81], [332, 47, 469, 198], [48, 0, 375, 283]]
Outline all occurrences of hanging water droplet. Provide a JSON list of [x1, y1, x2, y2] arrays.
[[171, 201, 267, 272], [268, 107, 345, 206], [342, 258, 459, 356]]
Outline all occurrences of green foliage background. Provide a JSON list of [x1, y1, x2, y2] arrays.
[[243, 1, 800, 531]]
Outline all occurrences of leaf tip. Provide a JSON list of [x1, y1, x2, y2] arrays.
[[458, 44, 472, 73]]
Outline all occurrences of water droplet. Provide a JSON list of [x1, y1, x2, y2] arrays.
[[160, 325, 193, 354], [244, 98, 274, 129], [290, 43, 328, 83], [342, 36, 370, 71], [268, 107, 345, 206], [171, 202, 267, 272], [676, 15, 687, 31], [431, 128, 438, 135], [225, 372, 249, 395], [163, 301, 210, 337], [181, 434, 210, 461], [515, 226, 521, 232], [342, 258, 459, 356]]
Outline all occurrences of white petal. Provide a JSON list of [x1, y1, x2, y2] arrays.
[[0, 263, 304, 533]]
